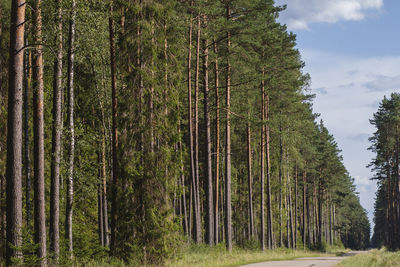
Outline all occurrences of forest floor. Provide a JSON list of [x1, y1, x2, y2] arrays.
[[337, 249, 400, 267], [166, 244, 347, 267], [240, 251, 368, 267]]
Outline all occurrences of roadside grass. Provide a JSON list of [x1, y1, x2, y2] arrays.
[[165, 243, 339, 267], [66, 244, 346, 266], [337, 249, 400, 267]]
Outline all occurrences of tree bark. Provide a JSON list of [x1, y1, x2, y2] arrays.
[[149, 24, 155, 153], [294, 165, 298, 248], [286, 152, 294, 249], [260, 79, 265, 251], [178, 125, 189, 236], [214, 40, 220, 245], [318, 180, 323, 248], [6, 0, 25, 264], [50, 0, 63, 260], [189, 183, 193, 237], [0, 174, 6, 259], [187, 12, 196, 241], [303, 170, 307, 248], [247, 120, 254, 239], [265, 94, 273, 249], [225, 3, 232, 252], [306, 181, 311, 248], [313, 182, 318, 246], [203, 34, 214, 246], [101, 132, 110, 247], [24, 36, 31, 227], [279, 127, 283, 247], [286, 192, 290, 248], [98, 156, 104, 246], [109, 0, 119, 254], [93, 61, 110, 248], [136, 5, 144, 154], [65, 0, 76, 257], [194, 14, 202, 243], [333, 204, 336, 241], [0, 11, 2, 254], [33, 0, 47, 264]]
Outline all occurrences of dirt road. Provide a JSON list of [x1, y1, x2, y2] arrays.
[[240, 251, 368, 267]]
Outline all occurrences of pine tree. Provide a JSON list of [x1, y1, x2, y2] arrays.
[[6, 0, 25, 264], [225, 1, 232, 252], [32, 0, 47, 263], [109, 0, 119, 255], [65, 0, 76, 257], [49, 0, 63, 260]]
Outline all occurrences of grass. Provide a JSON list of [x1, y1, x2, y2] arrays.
[[337, 249, 400, 267], [165, 244, 338, 267], [66, 244, 346, 266]]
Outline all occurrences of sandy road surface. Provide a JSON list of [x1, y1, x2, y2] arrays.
[[240, 251, 369, 267]]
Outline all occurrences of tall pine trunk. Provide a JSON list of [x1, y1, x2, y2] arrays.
[[330, 202, 333, 244], [318, 180, 323, 248], [265, 94, 273, 248], [214, 40, 220, 244], [307, 181, 311, 248], [203, 34, 214, 245], [247, 120, 254, 239], [109, 0, 119, 254], [149, 23, 155, 153], [33, 0, 47, 264], [23, 36, 31, 226], [98, 156, 104, 246], [93, 62, 110, 248], [65, 0, 76, 257], [294, 165, 298, 248], [50, 0, 63, 260], [279, 127, 283, 247], [1, 4, 5, 253], [6, 0, 25, 264], [194, 14, 202, 243], [286, 152, 294, 249], [225, 3, 232, 252], [303, 170, 307, 248], [178, 125, 189, 236], [187, 7, 200, 243], [260, 79, 265, 250], [0, 173, 5, 259], [101, 132, 109, 247]]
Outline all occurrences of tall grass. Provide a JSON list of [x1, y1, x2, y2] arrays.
[[67, 243, 344, 266], [337, 249, 400, 267], [166, 244, 334, 267]]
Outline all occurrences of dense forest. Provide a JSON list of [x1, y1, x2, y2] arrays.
[[0, 0, 370, 265], [370, 93, 400, 250]]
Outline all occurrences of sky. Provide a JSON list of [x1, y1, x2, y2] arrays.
[[275, 0, 400, 232]]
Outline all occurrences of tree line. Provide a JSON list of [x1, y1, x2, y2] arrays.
[[0, 0, 369, 265], [370, 93, 400, 250]]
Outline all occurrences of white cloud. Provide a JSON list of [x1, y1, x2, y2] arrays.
[[276, 0, 383, 30], [300, 49, 400, 228]]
